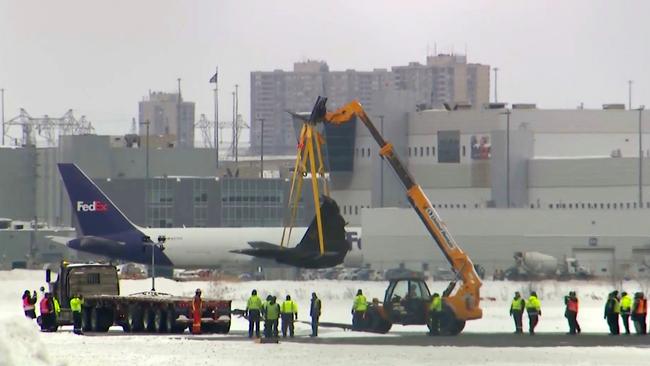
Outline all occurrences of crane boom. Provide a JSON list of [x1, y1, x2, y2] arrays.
[[323, 99, 482, 323]]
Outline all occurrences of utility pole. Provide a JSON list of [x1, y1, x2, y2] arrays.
[[231, 91, 236, 161], [177, 78, 182, 147], [259, 117, 265, 178], [501, 109, 511, 208], [639, 105, 645, 208], [629, 80, 633, 110], [235, 84, 239, 163], [378, 115, 385, 207], [1, 88, 4, 145], [141, 119, 151, 226], [210, 67, 219, 171], [493, 67, 499, 103]]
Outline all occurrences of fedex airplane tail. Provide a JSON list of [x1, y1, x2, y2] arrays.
[[57, 163, 138, 237]]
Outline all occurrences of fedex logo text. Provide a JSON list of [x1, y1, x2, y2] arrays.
[[76, 201, 108, 212]]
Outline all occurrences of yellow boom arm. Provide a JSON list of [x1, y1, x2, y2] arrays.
[[324, 100, 482, 322]]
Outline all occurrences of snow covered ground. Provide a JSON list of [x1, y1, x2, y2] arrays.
[[1, 270, 649, 366]]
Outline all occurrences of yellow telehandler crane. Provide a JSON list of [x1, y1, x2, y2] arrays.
[[316, 97, 482, 334]]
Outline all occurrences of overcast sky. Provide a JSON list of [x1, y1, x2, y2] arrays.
[[1, 0, 649, 138]]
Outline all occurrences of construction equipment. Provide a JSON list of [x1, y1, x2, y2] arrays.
[[316, 96, 482, 335], [506, 251, 592, 280]]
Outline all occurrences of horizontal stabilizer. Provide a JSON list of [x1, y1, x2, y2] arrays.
[[230, 196, 351, 268]]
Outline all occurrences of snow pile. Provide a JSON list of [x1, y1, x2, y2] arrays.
[[0, 316, 58, 366]]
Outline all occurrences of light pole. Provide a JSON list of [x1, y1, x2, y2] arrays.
[[500, 109, 511, 208], [378, 115, 385, 207], [629, 80, 633, 110], [140, 120, 150, 226], [639, 105, 645, 208], [259, 117, 265, 178], [493, 67, 499, 103], [210, 67, 219, 171]]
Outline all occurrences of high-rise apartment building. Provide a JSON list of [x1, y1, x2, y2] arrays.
[[250, 56, 489, 154], [138, 91, 195, 148]]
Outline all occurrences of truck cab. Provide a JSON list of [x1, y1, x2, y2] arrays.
[[46, 262, 119, 325]]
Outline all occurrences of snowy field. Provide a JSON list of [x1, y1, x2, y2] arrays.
[[1, 270, 649, 366]]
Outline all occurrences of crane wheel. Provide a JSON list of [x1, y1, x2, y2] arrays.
[[437, 305, 466, 336]]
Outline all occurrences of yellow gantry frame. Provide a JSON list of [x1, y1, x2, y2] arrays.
[[280, 122, 329, 255]]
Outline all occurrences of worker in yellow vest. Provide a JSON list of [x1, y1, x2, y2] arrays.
[[510, 291, 526, 334], [246, 289, 263, 338], [526, 291, 541, 335], [428, 293, 442, 336], [351, 289, 367, 330], [280, 295, 298, 338], [70, 294, 84, 335], [264, 296, 280, 338], [620, 291, 632, 335]]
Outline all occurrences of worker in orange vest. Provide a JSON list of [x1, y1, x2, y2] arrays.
[[22, 290, 37, 319], [564, 291, 579, 335], [632, 292, 647, 335], [39, 293, 54, 332], [191, 289, 203, 334]]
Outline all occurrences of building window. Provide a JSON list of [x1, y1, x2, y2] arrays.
[[606, 203, 610, 209], [419, 147, 423, 157], [361, 148, 365, 158], [462, 145, 466, 157], [367, 148, 371, 157], [408, 147, 411, 157], [627, 203, 631, 209], [613, 203, 617, 209], [432, 147, 436, 157], [426, 147, 430, 156], [355, 206, 358, 215]]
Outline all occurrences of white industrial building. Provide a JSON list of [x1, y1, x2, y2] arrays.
[[327, 98, 650, 278]]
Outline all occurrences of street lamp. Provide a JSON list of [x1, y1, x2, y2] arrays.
[[500, 109, 512, 208], [638, 105, 645, 208], [140, 120, 150, 226], [258, 117, 265, 178]]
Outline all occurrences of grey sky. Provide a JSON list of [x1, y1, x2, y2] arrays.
[[1, 0, 649, 137]]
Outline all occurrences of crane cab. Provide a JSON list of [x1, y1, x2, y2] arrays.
[[383, 275, 432, 326]]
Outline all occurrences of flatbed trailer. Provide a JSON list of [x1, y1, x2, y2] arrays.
[[46, 262, 231, 333]]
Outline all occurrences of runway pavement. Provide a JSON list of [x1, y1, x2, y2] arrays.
[[285, 332, 650, 347]]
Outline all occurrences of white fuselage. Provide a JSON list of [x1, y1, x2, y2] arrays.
[[138, 226, 306, 268], [137, 226, 362, 269]]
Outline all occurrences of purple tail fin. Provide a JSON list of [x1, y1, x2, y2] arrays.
[[58, 163, 136, 237]]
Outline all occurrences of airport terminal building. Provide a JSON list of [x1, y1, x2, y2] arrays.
[[2, 100, 650, 278]]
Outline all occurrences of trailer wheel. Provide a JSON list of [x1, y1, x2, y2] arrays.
[[215, 322, 231, 334], [82, 309, 92, 332], [154, 309, 167, 333], [165, 308, 185, 334], [127, 305, 144, 332], [91, 307, 111, 332], [142, 307, 155, 332]]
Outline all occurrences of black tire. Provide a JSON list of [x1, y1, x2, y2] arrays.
[[365, 311, 392, 334], [142, 307, 155, 332], [154, 308, 167, 333], [91, 308, 111, 332], [437, 305, 466, 336], [82, 308, 92, 332], [218, 321, 231, 334], [165, 309, 185, 334], [127, 305, 144, 332]]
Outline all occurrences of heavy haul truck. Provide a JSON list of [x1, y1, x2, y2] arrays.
[[311, 97, 483, 335], [45, 262, 231, 333]]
